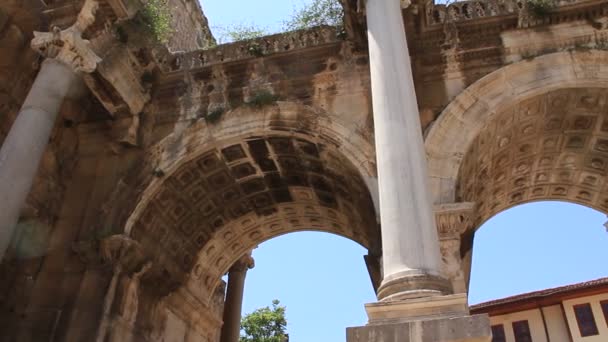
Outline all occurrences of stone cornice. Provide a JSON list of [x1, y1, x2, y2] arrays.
[[422, 0, 604, 28], [152, 26, 342, 74], [434, 202, 476, 239]]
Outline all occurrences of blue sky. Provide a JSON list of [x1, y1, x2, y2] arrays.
[[199, 2, 608, 341], [243, 203, 608, 342], [201, 0, 320, 41]]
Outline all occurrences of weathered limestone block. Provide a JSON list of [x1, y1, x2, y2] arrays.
[[85, 44, 150, 117], [347, 314, 491, 342], [348, 294, 490, 342], [106, 0, 140, 20]]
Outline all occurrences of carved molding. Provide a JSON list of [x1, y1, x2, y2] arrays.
[[31, 0, 101, 73], [434, 202, 476, 239]]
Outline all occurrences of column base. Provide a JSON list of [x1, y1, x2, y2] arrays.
[[377, 272, 452, 302], [346, 294, 491, 342]]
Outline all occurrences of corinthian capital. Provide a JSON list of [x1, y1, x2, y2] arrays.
[[31, 0, 101, 73], [230, 252, 255, 273], [435, 202, 476, 239]]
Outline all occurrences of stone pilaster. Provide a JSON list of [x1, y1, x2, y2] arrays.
[[435, 203, 476, 295], [220, 252, 255, 342], [100, 236, 152, 342], [0, 0, 100, 261]]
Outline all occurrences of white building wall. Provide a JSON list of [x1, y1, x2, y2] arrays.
[[563, 293, 608, 342], [489, 308, 547, 342], [541, 304, 571, 342]]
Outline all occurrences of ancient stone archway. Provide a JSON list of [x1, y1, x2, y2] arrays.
[[114, 102, 379, 338], [426, 50, 608, 210], [425, 50, 608, 293], [457, 87, 608, 225]]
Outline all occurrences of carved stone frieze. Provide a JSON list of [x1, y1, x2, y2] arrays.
[[424, 0, 590, 27]]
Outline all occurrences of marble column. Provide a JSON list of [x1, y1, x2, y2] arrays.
[[220, 253, 254, 342], [366, 0, 450, 301], [0, 59, 81, 260], [0, 0, 100, 261]]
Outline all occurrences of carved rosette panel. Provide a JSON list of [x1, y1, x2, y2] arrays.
[[458, 88, 608, 225]]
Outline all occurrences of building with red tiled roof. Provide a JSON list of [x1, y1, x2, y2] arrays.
[[470, 277, 608, 342]]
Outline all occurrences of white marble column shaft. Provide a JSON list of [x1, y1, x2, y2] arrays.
[[366, 0, 449, 300], [0, 59, 80, 260]]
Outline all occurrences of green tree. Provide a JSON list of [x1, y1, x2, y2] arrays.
[[283, 0, 344, 31], [240, 300, 288, 342]]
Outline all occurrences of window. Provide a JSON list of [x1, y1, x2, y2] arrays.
[[491, 324, 506, 342], [512, 320, 533, 342], [573, 303, 599, 337], [601, 300, 608, 327]]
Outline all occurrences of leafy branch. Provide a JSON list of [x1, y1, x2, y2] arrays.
[[240, 300, 288, 342], [213, 24, 269, 44], [216, 0, 344, 44], [283, 0, 344, 32]]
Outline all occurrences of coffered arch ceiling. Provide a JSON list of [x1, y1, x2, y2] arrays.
[[125, 132, 378, 299], [425, 50, 608, 224], [457, 87, 608, 226]]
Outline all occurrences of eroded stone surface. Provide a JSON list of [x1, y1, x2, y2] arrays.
[[1, 0, 608, 340]]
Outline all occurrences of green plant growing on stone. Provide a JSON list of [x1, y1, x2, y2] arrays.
[[246, 91, 279, 108], [526, 0, 557, 17], [205, 107, 224, 124], [248, 42, 264, 57], [240, 300, 288, 342], [140, 0, 173, 43], [283, 0, 344, 31]]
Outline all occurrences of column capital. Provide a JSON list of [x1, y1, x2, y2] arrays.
[[435, 202, 476, 240], [229, 252, 255, 273], [31, 0, 101, 73]]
